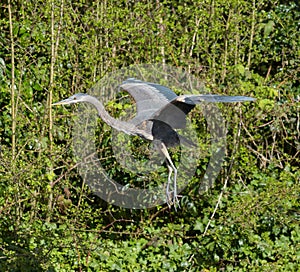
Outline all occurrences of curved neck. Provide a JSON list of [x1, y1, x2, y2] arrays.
[[87, 96, 153, 141]]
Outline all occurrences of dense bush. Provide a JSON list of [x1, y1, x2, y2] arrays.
[[0, 0, 299, 271]]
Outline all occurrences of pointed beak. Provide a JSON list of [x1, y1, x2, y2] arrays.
[[52, 98, 73, 106]]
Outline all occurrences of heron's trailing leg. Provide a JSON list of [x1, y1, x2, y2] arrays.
[[166, 164, 179, 210], [159, 142, 180, 209], [166, 164, 172, 208]]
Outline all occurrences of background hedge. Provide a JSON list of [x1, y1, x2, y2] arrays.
[[0, 0, 299, 271]]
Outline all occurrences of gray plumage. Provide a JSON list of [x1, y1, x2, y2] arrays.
[[53, 78, 256, 209]]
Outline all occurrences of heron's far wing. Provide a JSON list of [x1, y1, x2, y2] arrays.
[[178, 94, 256, 103], [151, 94, 256, 129], [119, 78, 178, 124]]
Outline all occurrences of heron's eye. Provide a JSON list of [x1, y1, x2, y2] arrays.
[[73, 97, 77, 100]]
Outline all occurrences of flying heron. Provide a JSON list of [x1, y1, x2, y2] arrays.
[[53, 78, 255, 209]]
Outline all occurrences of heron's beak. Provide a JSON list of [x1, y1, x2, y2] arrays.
[[52, 98, 73, 106]]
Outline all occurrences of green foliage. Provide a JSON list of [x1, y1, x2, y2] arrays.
[[0, 0, 299, 271]]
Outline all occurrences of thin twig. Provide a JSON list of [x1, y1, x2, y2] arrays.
[[47, 0, 64, 222], [203, 108, 243, 235], [8, 1, 15, 160], [247, 0, 256, 68]]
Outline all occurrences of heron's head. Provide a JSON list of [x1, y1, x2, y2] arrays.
[[52, 93, 90, 106]]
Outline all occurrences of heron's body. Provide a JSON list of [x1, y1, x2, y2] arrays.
[[53, 78, 255, 209]]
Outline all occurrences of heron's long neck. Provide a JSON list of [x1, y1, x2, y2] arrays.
[[88, 96, 153, 141]]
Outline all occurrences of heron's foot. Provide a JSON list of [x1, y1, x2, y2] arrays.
[[166, 191, 182, 210]]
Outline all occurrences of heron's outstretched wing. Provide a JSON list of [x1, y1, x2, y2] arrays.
[[119, 78, 178, 124], [151, 94, 256, 129], [177, 94, 256, 104]]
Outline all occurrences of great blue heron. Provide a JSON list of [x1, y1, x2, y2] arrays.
[[53, 78, 255, 209]]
